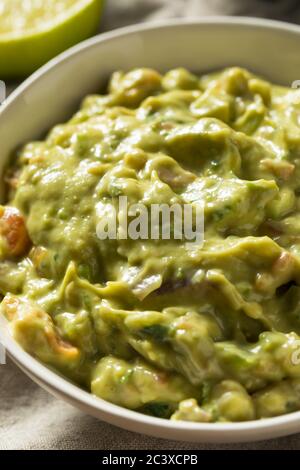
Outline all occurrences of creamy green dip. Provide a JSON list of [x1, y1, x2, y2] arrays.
[[2, 67, 300, 422]]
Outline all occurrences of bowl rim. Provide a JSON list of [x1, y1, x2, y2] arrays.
[[3, 15, 300, 111], [2, 16, 300, 441]]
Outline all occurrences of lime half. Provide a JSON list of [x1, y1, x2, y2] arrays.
[[0, 0, 104, 79]]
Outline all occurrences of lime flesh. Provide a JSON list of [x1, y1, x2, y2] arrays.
[[0, 0, 104, 78]]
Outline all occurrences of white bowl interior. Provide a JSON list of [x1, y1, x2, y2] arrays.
[[1, 18, 300, 442]]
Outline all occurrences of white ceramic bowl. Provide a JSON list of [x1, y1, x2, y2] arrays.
[[1, 17, 300, 443]]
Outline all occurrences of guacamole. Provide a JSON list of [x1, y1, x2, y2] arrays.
[[2, 67, 300, 422]]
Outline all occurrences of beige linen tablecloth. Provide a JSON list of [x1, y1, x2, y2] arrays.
[[1, 0, 300, 450]]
